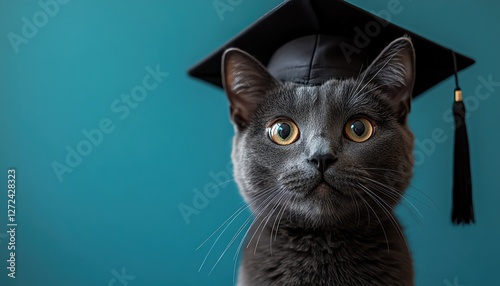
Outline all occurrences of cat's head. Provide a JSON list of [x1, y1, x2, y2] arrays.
[[222, 37, 415, 230]]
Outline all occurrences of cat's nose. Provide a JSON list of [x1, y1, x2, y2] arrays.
[[308, 153, 337, 173]]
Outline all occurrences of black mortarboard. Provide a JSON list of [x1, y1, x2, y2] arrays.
[[188, 0, 475, 224]]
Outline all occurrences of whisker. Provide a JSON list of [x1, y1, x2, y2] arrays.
[[361, 177, 427, 236], [358, 183, 410, 254], [232, 191, 279, 264], [256, 189, 288, 255], [196, 179, 271, 251], [360, 168, 439, 211], [198, 181, 276, 272], [199, 202, 253, 272], [231, 190, 285, 283], [352, 186, 389, 252], [203, 178, 237, 193], [349, 191, 362, 227], [363, 177, 423, 218], [197, 202, 249, 251], [274, 194, 294, 242], [205, 186, 284, 274]]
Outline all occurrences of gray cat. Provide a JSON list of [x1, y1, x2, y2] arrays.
[[222, 37, 416, 286]]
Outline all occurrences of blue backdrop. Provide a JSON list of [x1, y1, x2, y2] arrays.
[[0, 0, 499, 285]]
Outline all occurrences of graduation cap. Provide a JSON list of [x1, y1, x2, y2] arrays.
[[188, 0, 475, 225]]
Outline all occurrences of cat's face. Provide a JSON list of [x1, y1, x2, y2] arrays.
[[223, 38, 415, 230]]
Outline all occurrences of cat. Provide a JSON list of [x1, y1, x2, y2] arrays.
[[222, 36, 416, 286]]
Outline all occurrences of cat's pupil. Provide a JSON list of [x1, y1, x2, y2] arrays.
[[351, 120, 365, 136], [278, 123, 291, 139]]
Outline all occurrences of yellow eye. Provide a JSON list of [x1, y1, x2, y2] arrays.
[[267, 119, 300, 145], [344, 117, 374, 142]]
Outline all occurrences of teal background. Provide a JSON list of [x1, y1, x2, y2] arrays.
[[0, 0, 498, 285]]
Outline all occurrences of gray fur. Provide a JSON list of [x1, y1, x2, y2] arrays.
[[223, 37, 416, 286]]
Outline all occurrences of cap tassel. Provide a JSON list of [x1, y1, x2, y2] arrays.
[[451, 51, 474, 225]]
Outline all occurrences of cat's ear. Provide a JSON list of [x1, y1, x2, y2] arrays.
[[222, 48, 280, 129], [361, 37, 415, 122]]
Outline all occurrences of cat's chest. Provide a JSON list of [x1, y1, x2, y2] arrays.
[[240, 228, 412, 286], [244, 230, 353, 285], [243, 237, 364, 285]]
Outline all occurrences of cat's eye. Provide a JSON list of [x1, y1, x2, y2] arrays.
[[267, 119, 300, 145], [344, 117, 374, 143]]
